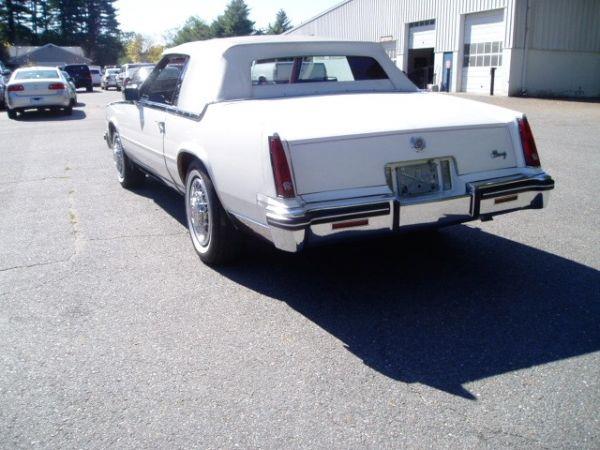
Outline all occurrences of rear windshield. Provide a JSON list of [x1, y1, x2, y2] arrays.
[[64, 65, 89, 74], [15, 70, 59, 80], [251, 56, 388, 86]]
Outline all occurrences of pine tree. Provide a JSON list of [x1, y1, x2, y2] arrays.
[[211, 0, 255, 38], [167, 16, 212, 46], [88, 0, 122, 64], [267, 9, 292, 35], [0, 0, 32, 43], [49, 0, 85, 44]]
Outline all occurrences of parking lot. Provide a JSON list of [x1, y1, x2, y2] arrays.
[[1, 89, 598, 448]]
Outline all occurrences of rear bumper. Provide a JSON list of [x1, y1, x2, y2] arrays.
[[7, 92, 71, 109], [262, 172, 554, 252]]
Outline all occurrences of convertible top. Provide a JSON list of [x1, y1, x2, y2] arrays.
[[167, 36, 417, 114]]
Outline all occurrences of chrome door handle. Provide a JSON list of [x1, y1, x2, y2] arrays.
[[157, 121, 165, 134]]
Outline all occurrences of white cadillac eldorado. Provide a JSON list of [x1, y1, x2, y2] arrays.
[[104, 36, 554, 265]]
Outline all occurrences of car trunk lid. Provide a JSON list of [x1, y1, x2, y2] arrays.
[[252, 92, 521, 194]]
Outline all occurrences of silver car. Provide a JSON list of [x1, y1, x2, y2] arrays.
[[116, 63, 154, 91], [5, 67, 76, 119], [101, 68, 121, 90], [0, 77, 5, 109]]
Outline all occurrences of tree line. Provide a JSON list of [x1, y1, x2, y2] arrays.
[[165, 1, 292, 47], [1, 0, 293, 65], [0, 0, 122, 65], [126, 1, 292, 63]]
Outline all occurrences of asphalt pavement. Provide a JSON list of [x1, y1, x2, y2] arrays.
[[0, 90, 598, 448]]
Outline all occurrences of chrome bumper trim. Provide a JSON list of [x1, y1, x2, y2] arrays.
[[262, 171, 554, 252], [468, 173, 554, 217], [266, 201, 391, 230]]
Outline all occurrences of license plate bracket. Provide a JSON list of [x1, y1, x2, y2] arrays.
[[396, 161, 439, 197], [386, 158, 454, 199]]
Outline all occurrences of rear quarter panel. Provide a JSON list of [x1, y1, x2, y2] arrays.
[[164, 102, 273, 224]]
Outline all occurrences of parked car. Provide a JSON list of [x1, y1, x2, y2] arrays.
[[123, 65, 154, 91], [5, 66, 76, 118], [116, 63, 154, 91], [101, 68, 121, 90], [104, 36, 554, 265], [60, 64, 93, 92], [0, 76, 5, 109], [0, 60, 11, 82], [89, 65, 102, 86], [60, 70, 78, 106]]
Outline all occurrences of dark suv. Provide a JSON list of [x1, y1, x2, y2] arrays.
[[61, 64, 93, 92]]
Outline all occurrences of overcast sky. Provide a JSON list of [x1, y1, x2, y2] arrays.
[[115, 0, 341, 42]]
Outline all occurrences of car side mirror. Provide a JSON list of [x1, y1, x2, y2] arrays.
[[123, 86, 140, 102]]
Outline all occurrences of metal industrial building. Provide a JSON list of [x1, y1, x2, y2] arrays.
[[287, 0, 600, 97]]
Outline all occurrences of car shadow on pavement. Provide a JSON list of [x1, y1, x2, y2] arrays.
[[135, 181, 600, 400], [131, 177, 187, 225], [12, 109, 87, 122]]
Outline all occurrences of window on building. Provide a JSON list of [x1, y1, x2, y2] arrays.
[[463, 41, 503, 67]]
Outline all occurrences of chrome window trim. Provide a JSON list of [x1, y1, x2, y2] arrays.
[[138, 99, 203, 121]]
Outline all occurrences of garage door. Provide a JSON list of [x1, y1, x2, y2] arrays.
[[461, 9, 505, 94], [408, 20, 435, 49]]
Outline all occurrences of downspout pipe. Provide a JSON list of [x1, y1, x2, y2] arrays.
[[520, 0, 531, 95]]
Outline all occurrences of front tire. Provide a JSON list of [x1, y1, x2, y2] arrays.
[[185, 163, 242, 265], [112, 130, 145, 189], [7, 109, 17, 119]]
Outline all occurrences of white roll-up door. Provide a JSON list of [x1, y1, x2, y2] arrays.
[[461, 9, 505, 94], [408, 20, 435, 49]]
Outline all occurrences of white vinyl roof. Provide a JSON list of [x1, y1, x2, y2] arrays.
[[167, 36, 417, 115]]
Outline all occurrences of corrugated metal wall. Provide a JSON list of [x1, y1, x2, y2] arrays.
[[527, 0, 600, 52], [289, 0, 600, 53], [289, 0, 514, 52]]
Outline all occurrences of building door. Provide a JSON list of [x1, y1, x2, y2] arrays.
[[407, 20, 435, 89], [461, 9, 505, 94], [442, 52, 453, 91]]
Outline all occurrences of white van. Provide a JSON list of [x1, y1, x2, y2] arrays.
[[89, 65, 102, 86]]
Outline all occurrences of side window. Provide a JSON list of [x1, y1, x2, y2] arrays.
[[140, 55, 189, 106]]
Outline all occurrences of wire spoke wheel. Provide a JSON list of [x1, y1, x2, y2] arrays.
[[187, 174, 212, 249], [112, 133, 125, 180]]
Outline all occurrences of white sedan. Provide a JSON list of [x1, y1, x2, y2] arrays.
[[104, 36, 554, 265], [5, 66, 76, 119]]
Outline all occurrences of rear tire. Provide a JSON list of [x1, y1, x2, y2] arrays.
[[64, 105, 73, 115], [7, 109, 17, 119], [116, 86, 122, 92], [185, 162, 242, 265], [86, 86, 93, 92], [112, 130, 145, 189]]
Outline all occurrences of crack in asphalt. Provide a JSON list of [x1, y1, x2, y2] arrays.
[[0, 258, 71, 274], [0, 176, 70, 186], [87, 232, 187, 242]]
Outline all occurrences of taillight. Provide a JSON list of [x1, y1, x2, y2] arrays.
[[124, 77, 130, 85], [48, 83, 65, 90], [518, 117, 541, 167], [7, 84, 24, 92], [269, 135, 296, 198]]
